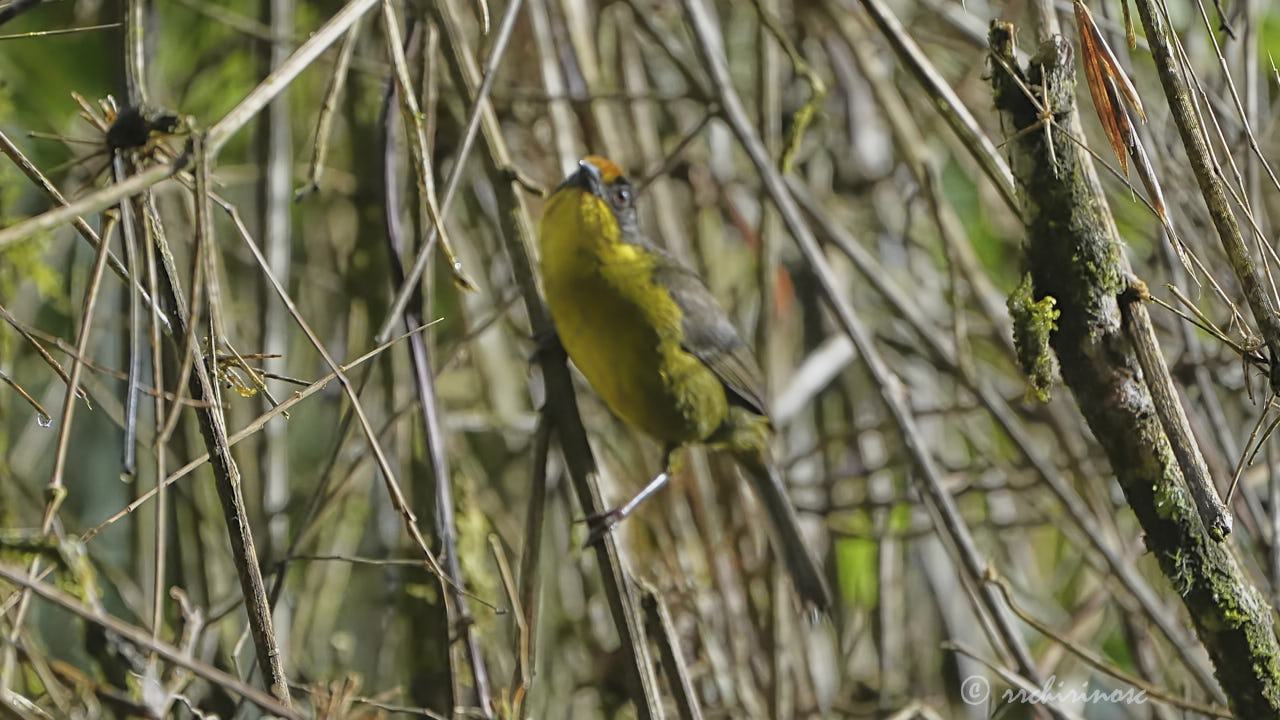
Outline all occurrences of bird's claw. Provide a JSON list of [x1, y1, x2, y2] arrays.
[[580, 507, 623, 548]]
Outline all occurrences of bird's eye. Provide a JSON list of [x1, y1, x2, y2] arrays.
[[611, 186, 632, 208]]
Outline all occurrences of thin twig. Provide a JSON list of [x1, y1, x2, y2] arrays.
[[640, 584, 705, 720], [0, 158, 183, 250], [295, 19, 362, 198], [150, 133, 292, 706], [1120, 281, 1231, 538], [81, 324, 434, 542], [986, 577, 1232, 717], [374, 0, 526, 343], [0, 212, 117, 690], [855, 0, 1019, 213], [113, 153, 143, 479], [680, 0, 1054, 703], [0, 22, 121, 40], [208, 191, 466, 602], [1131, 0, 1280, 390], [0, 563, 301, 720], [379, 8, 493, 710], [511, 412, 551, 714], [206, 0, 380, 155]]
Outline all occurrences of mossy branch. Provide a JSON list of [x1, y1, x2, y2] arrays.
[[989, 25, 1280, 717]]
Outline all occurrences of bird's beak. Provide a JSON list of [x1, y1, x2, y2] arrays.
[[554, 159, 604, 197]]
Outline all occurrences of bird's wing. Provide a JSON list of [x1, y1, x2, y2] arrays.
[[651, 257, 770, 417]]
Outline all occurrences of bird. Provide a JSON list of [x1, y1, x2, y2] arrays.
[[537, 155, 832, 611]]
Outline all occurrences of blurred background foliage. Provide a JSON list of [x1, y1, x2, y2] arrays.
[[2, 0, 1280, 718]]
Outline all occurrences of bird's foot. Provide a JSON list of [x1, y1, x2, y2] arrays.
[[580, 507, 625, 548], [576, 471, 671, 548]]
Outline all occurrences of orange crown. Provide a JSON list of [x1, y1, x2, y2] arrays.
[[582, 155, 625, 184]]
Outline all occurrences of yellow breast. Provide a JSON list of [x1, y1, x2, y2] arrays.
[[538, 190, 727, 444]]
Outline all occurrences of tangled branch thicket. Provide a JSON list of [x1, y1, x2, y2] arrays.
[[1, 0, 1279, 717]]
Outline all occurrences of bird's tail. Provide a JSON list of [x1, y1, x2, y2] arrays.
[[730, 430, 832, 613]]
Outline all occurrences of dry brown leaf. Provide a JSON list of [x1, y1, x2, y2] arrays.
[[1078, 4, 1128, 173]]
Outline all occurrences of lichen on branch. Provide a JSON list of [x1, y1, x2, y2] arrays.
[[1008, 273, 1060, 402]]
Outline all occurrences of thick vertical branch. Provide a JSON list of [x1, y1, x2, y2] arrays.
[[156, 135, 292, 707], [989, 27, 1280, 716], [428, 2, 666, 717]]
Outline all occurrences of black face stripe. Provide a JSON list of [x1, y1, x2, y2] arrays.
[[579, 158, 604, 186]]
